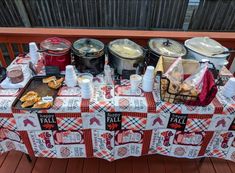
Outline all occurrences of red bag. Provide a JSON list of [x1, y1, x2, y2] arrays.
[[186, 69, 217, 106]]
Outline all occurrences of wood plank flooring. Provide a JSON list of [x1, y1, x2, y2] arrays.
[[1, 151, 235, 173]]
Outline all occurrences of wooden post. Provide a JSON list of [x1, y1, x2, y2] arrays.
[[14, 0, 31, 27]]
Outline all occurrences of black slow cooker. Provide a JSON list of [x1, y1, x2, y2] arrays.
[[147, 38, 187, 67], [72, 38, 105, 75]]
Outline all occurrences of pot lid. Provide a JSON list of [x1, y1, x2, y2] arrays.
[[40, 37, 71, 53], [72, 38, 104, 56], [108, 39, 143, 59], [149, 38, 187, 57], [184, 37, 227, 57]]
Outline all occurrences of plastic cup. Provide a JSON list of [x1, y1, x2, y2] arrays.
[[144, 66, 155, 80], [130, 74, 142, 92], [222, 78, 235, 97], [142, 77, 154, 92], [65, 65, 77, 87], [29, 42, 39, 64]]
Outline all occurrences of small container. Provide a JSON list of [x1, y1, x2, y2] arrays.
[[130, 74, 142, 92], [40, 37, 72, 71], [7, 65, 24, 84], [77, 73, 93, 87]]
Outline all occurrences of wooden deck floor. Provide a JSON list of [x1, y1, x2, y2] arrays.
[[1, 151, 235, 173]]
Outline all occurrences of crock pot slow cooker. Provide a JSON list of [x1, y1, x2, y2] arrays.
[[40, 37, 72, 71], [72, 38, 105, 75], [147, 38, 187, 67], [108, 39, 145, 75]]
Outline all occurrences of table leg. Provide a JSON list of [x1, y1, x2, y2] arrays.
[[199, 157, 205, 166], [25, 154, 32, 163]]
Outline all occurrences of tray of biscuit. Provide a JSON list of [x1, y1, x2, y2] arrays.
[[12, 76, 64, 110]]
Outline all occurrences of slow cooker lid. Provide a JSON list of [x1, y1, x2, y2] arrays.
[[72, 38, 104, 56], [108, 39, 143, 59], [40, 37, 71, 53], [184, 37, 227, 57], [149, 38, 187, 57]]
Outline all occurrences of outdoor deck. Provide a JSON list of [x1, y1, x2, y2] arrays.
[[0, 151, 235, 173]]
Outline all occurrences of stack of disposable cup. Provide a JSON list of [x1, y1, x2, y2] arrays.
[[222, 77, 235, 98], [29, 42, 40, 65], [65, 65, 77, 87], [80, 78, 93, 99], [142, 66, 155, 92], [104, 64, 113, 85]]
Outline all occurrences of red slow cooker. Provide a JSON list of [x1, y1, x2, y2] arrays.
[[40, 37, 72, 71]]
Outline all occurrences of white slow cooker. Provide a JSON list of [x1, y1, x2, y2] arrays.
[[184, 37, 230, 70]]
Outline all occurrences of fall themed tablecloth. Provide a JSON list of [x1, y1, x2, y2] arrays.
[[0, 71, 235, 161], [0, 76, 235, 161]]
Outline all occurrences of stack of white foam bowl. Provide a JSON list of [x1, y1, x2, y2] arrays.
[[184, 37, 229, 71]]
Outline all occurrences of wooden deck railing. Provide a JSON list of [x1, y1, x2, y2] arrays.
[[0, 27, 234, 73]]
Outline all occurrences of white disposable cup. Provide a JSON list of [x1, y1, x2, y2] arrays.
[[29, 42, 39, 64], [144, 66, 155, 80], [80, 79, 93, 99], [130, 74, 142, 92], [142, 77, 154, 92], [222, 78, 235, 97], [65, 65, 77, 87]]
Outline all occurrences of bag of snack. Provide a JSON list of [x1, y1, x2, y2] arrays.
[[164, 57, 184, 84], [179, 62, 208, 96], [163, 57, 184, 94]]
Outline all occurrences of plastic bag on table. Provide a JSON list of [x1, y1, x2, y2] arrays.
[[163, 57, 184, 93], [181, 62, 208, 95]]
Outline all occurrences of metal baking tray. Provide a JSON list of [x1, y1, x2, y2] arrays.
[[12, 76, 63, 111]]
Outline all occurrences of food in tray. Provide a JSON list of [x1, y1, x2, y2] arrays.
[[21, 94, 41, 108], [7, 65, 24, 84], [20, 91, 53, 108], [42, 76, 64, 89], [20, 91, 38, 102], [48, 77, 64, 89], [32, 101, 52, 109], [42, 76, 57, 83]]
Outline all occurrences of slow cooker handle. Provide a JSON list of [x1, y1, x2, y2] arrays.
[[162, 40, 172, 46]]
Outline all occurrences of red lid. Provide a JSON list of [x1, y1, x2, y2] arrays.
[[40, 37, 71, 54]]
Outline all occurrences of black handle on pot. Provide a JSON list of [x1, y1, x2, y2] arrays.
[[162, 39, 172, 47]]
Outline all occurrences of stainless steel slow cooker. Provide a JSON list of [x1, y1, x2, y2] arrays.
[[108, 39, 144, 75], [147, 38, 187, 67], [71, 38, 105, 75]]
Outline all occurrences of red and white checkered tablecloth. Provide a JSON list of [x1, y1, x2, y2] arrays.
[[0, 74, 235, 162]]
